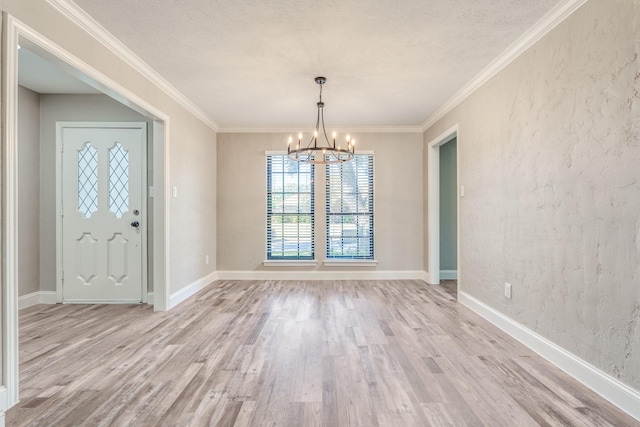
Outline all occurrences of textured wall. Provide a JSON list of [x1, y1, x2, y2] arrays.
[[424, 0, 640, 391], [439, 138, 457, 271], [18, 86, 41, 297], [217, 133, 423, 271]]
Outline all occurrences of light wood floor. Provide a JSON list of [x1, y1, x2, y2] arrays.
[[7, 280, 638, 426]]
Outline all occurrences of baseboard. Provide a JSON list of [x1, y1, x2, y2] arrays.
[[440, 270, 458, 280], [422, 271, 431, 284], [215, 270, 425, 281], [458, 291, 640, 421], [18, 293, 38, 310], [0, 385, 7, 427], [168, 271, 217, 309], [18, 291, 57, 310], [147, 292, 154, 305]]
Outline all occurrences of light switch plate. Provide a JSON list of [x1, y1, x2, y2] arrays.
[[505, 282, 512, 299]]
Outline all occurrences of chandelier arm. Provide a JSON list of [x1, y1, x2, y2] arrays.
[[314, 106, 321, 149], [316, 108, 321, 130], [320, 106, 331, 145]]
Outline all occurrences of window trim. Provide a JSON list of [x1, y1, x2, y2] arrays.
[[265, 151, 315, 261], [322, 259, 378, 267], [263, 260, 318, 267], [325, 152, 375, 261]]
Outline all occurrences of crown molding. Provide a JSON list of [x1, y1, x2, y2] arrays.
[[421, 0, 588, 131], [217, 126, 424, 134], [45, 0, 587, 135], [46, 0, 219, 131]]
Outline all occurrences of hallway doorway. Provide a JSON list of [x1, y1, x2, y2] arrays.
[[439, 137, 457, 281], [426, 124, 460, 294]]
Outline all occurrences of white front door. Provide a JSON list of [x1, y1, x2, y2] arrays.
[[60, 123, 145, 303]]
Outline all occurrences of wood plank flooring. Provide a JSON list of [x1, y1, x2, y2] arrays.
[[7, 280, 638, 426]]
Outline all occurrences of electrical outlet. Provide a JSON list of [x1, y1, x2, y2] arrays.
[[172, 186, 178, 198], [460, 185, 465, 197], [205, 255, 209, 265], [505, 282, 512, 299]]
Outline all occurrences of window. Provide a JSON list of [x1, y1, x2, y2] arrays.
[[266, 155, 314, 260], [326, 154, 374, 259]]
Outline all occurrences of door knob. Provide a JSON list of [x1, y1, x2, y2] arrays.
[[131, 221, 140, 228]]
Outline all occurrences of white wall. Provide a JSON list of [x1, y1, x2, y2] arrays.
[[217, 132, 423, 273], [17, 86, 41, 297], [424, 0, 640, 391]]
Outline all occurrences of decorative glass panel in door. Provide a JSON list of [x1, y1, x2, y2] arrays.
[[109, 142, 129, 218], [77, 143, 98, 218]]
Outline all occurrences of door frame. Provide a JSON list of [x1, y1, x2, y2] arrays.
[[56, 122, 148, 304], [2, 13, 172, 407], [427, 124, 460, 290]]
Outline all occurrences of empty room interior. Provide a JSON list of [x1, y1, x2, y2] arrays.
[[1, 0, 639, 425]]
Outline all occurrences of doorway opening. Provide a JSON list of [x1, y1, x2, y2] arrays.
[[439, 137, 457, 278], [439, 137, 457, 298], [3, 14, 171, 407], [427, 124, 460, 298]]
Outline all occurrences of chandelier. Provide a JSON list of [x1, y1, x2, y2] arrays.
[[287, 77, 355, 164]]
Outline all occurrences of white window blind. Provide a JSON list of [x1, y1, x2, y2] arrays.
[[266, 155, 314, 260], [326, 154, 374, 259]]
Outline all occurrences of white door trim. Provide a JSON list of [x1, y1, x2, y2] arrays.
[[426, 124, 459, 289], [2, 13, 171, 407], [2, 11, 21, 409], [56, 122, 148, 304]]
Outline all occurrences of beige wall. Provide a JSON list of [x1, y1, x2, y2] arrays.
[[18, 86, 41, 297], [217, 132, 423, 271], [169, 115, 217, 280], [3, 0, 218, 296], [38, 94, 152, 292], [424, 0, 640, 391]]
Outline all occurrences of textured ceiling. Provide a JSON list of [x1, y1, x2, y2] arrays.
[[71, 0, 562, 130], [19, 47, 101, 94]]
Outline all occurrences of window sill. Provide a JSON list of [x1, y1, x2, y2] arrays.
[[323, 260, 378, 267], [263, 260, 318, 267]]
